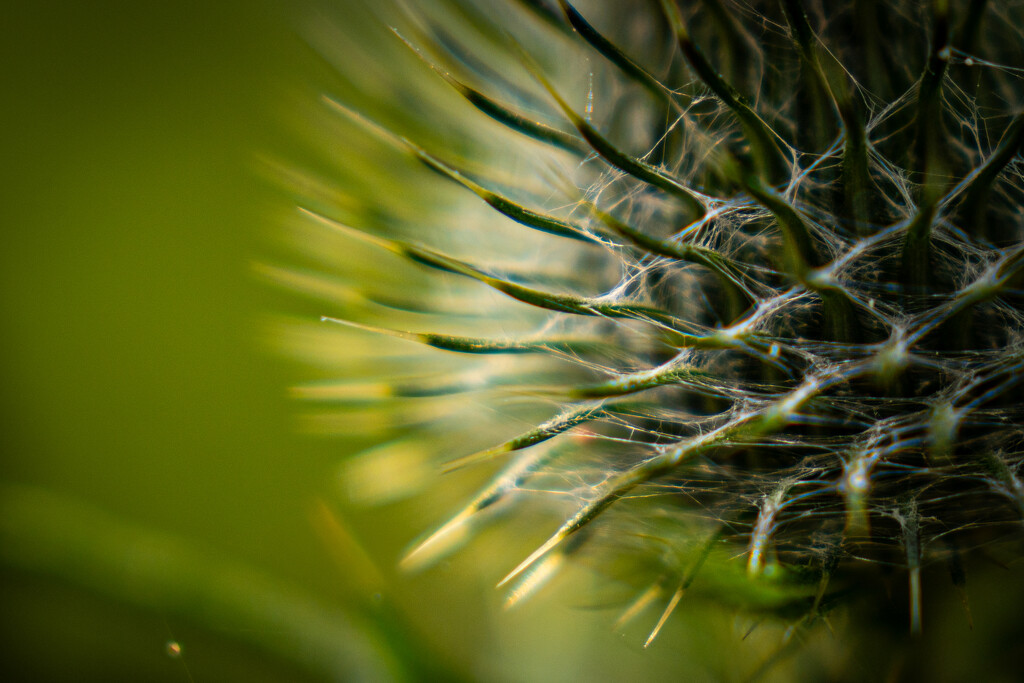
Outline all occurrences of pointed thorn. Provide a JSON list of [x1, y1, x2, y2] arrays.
[[644, 586, 684, 648], [497, 531, 566, 587], [401, 509, 474, 572]]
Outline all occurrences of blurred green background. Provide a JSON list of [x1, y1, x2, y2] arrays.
[[0, 1, 401, 680]]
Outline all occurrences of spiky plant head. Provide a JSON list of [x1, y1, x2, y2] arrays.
[[275, 0, 1024, 676]]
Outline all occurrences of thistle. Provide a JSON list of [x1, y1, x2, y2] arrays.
[[283, 0, 1024, 674]]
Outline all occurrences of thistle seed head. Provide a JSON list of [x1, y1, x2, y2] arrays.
[[277, 0, 1024, 669]]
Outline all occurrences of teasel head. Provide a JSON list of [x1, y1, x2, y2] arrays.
[[274, 0, 1024, 676]]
